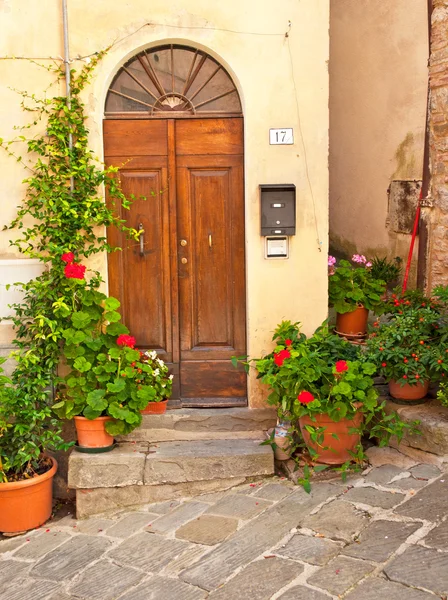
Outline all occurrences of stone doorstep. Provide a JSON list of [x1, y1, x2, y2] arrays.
[[384, 398, 448, 457], [69, 438, 274, 490], [117, 407, 277, 443]]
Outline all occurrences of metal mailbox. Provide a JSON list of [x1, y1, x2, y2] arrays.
[[260, 184, 296, 236]]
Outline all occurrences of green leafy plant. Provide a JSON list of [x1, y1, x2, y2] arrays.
[[0, 54, 141, 479], [369, 256, 402, 286], [52, 261, 172, 435], [328, 255, 386, 314]]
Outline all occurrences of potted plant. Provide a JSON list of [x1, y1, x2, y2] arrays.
[[52, 256, 173, 450], [245, 321, 410, 466], [0, 359, 69, 533], [366, 292, 448, 402], [369, 255, 402, 294], [328, 254, 387, 337]]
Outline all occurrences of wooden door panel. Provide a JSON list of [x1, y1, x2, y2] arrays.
[[181, 361, 247, 399], [176, 118, 243, 155], [104, 120, 168, 156]]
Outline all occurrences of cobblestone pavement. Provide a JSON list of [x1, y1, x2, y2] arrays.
[[1, 460, 447, 599]]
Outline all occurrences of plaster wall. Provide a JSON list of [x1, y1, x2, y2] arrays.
[[0, 0, 330, 407], [329, 0, 428, 274]]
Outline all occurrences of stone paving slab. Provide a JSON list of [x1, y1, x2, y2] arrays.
[[0, 560, 30, 594], [342, 519, 421, 562], [105, 512, 157, 538], [162, 544, 208, 576], [205, 493, 272, 519], [276, 533, 342, 565], [209, 557, 304, 599], [109, 532, 189, 572], [410, 463, 442, 480], [31, 535, 112, 581], [118, 576, 207, 600], [175, 514, 238, 545], [146, 501, 209, 534], [180, 483, 335, 591], [74, 518, 116, 535], [342, 485, 405, 509], [253, 483, 294, 502], [67, 559, 145, 599], [302, 499, 370, 543], [344, 577, 437, 600], [384, 545, 448, 596], [14, 531, 71, 560], [395, 476, 448, 520], [277, 585, 332, 600], [385, 477, 427, 491], [307, 555, 375, 596], [1, 578, 60, 600], [364, 464, 409, 485], [422, 518, 448, 549]]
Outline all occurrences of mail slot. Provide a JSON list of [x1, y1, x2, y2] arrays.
[[260, 184, 296, 236]]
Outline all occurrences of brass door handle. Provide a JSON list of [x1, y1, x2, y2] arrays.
[[138, 223, 144, 256]]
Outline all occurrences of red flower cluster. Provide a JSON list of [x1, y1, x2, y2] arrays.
[[335, 360, 349, 373], [274, 349, 291, 367], [285, 339, 292, 347], [117, 334, 136, 348], [64, 263, 86, 280], [297, 391, 314, 404], [61, 252, 75, 264]]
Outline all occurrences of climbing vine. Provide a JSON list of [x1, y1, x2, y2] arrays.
[[0, 52, 139, 478]]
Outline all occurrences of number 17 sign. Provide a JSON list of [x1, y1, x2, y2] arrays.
[[269, 128, 294, 145]]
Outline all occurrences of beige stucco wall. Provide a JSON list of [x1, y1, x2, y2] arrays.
[[0, 0, 329, 407], [329, 0, 428, 275]]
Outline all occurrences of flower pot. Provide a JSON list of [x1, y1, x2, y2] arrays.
[[74, 416, 113, 448], [299, 411, 363, 465], [274, 436, 290, 460], [141, 399, 168, 415], [389, 380, 429, 401], [335, 306, 369, 337], [0, 457, 57, 534]]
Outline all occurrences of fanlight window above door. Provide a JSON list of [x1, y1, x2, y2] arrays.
[[105, 44, 242, 118]]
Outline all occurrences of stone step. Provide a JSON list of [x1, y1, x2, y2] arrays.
[[69, 438, 275, 518], [118, 407, 277, 443], [385, 398, 448, 460]]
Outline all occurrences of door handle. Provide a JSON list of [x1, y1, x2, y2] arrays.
[[138, 223, 144, 256]]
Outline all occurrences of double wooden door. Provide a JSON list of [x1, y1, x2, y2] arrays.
[[104, 118, 246, 406]]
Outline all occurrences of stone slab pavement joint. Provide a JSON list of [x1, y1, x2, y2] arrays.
[[307, 555, 376, 596], [205, 493, 272, 519], [409, 463, 442, 480], [118, 576, 208, 600], [208, 557, 304, 599], [1, 578, 61, 600], [344, 577, 438, 600], [105, 512, 158, 538], [365, 446, 418, 468], [67, 559, 145, 600], [146, 501, 209, 534], [277, 585, 333, 600], [108, 532, 189, 571], [341, 485, 406, 509], [302, 499, 370, 543], [13, 531, 71, 560], [363, 464, 409, 485], [384, 545, 448, 596], [422, 518, 448, 550], [395, 476, 448, 520], [180, 483, 336, 592], [253, 483, 294, 502]]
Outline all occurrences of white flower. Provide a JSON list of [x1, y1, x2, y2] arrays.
[[157, 358, 165, 367], [153, 368, 160, 377], [169, 374, 174, 380]]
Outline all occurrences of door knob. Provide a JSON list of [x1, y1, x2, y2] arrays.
[[180, 239, 187, 247], [181, 257, 188, 264]]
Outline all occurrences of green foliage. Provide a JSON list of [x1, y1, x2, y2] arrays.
[[369, 256, 402, 286], [52, 285, 173, 435], [0, 55, 142, 479], [329, 259, 387, 314]]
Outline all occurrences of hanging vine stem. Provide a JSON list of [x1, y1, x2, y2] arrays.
[[0, 50, 140, 477]]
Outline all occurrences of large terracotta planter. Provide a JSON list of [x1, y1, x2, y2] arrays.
[[299, 411, 363, 465], [0, 457, 57, 534], [141, 399, 168, 415], [336, 306, 369, 337], [389, 380, 429, 401], [74, 416, 113, 448]]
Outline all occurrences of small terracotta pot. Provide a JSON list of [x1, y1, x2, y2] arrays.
[[0, 457, 57, 534], [74, 416, 113, 448], [299, 411, 363, 465], [389, 380, 429, 401], [141, 399, 169, 415], [274, 436, 290, 461], [336, 306, 369, 336]]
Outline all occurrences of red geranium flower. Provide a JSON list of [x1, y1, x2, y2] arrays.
[[64, 263, 86, 280], [335, 360, 349, 373], [297, 391, 314, 404], [285, 339, 292, 347], [117, 334, 136, 348], [273, 349, 291, 367], [61, 252, 75, 264]]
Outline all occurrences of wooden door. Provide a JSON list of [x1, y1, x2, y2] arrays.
[[104, 118, 246, 406]]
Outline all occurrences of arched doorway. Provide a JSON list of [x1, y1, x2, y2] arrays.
[[104, 44, 246, 407]]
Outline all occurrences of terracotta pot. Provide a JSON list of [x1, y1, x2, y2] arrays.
[[336, 306, 369, 336], [299, 411, 363, 465], [141, 399, 168, 415], [74, 416, 113, 448], [274, 436, 290, 461], [389, 380, 429, 401], [0, 457, 57, 534]]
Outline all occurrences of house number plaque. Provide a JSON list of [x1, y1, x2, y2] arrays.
[[269, 128, 294, 145]]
